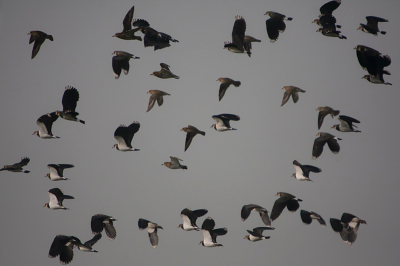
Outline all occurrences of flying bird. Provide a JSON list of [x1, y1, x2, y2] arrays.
[[243, 35, 261, 57], [44, 188, 74, 210], [300, 210, 326, 226], [264, 11, 292, 43], [199, 217, 227, 247], [355, 45, 391, 80], [56, 86, 85, 124], [316, 28, 346, 39], [292, 160, 321, 181], [0, 157, 30, 173], [312, 132, 341, 160], [181, 125, 205, 151], [241, 204, 272, 227], [112, 51, 140, 79], [362, 73, 392, 85], [33, 112, 59, 139], [281, 86, 305, 106], [75, 234, 102, 253], [138, 218, 163, 248], [91, 214, 117, 240], [211, 114, 240, 131], [330, 213, 366, 245], [113, 6, 143, 41], [48, 235, 81, 265], [270, 192, 302, 221], [46, 164, 74, 181], [244, 227, 274, 242], [217, 78, 241, 101], [162, 156, 187, 170], [358, 16, 388, 35], [316, 106, 340, 130], [113, 121, 140, 151], [151, 63, 179, 79], [136, 22, 178, 51], [313, 0, 342, 30], [224, 16, 246, 53], [28, 31, 53, 59], [332, 115, 361, 132], [147, 90, 170, 112], [178, 208, 208, 231]]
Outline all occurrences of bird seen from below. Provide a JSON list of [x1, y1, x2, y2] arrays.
[[199, 217, 227, 247], [211, 114, 240, 131], [113, 6, 142, 41], [151, 63, 179, 79], [33, 112, 59, 139], [332, 115, 361, 132], [178, 208, 208, 231], [163, 156, 187, 170], [244, 227, 274, 242], [44, 188, 74, 210], [113, 121, 140, 151], [292, 160, 321, 181], [46, 164, 74, 181], [358, 16, 388, 35], [138, 218, 163, 248]]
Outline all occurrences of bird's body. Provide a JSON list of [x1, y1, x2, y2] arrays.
[[44, 188, 74, 210], [264, 11, 292, 43], [362, 73, 392, 85], [330, 213, 366, 245], [270, 192, 302, 221], [224, 16, 246, 53], [91, 214, 117, 240], [138, 218, 163, 248], [313, 0, 341, 30], [217, 78, 241, 101], [358, 16, 388, 35], [244, 227, 274, 242], [241, 204, 272, 227], [316, 106, 340, 129], [211, 114, 240, 131], [33, 112, 59, 139], [181, 125, 205, 151], [292, 160, 321, 181], [0, 157, 30, 173], [199, 217, 227, 247], [300, 210, 326, 226], [56, 86, 85, 124], [151, 63, 179, 79], [48, 235, 81, 264], [76, 234, 102, 253], [46, 164, 74, 181], [113, 121, 140, 151], [281, 86, 305, 106], [112, 51, 139, 79], [316, 28, 346, 39], [147, 90, 170, 112], [312, 132, 341, 159], [332, 115, 361, 132], [138, 24, 178, 51], [163, 156, 187, 170], [179, 208, 208, 231], [28, 31, 53, 59]]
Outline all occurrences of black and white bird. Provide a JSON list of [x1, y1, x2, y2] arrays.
[[330, 213, 367, 245], [264, 11, 292, 43], [292, 160, 321, 181], [300, 210, 326, 226], [112, 51, 139, 79], [332, 115, 361, 132], [224, 16, 246, 54], [181, 125, 205, 152], [241, 204, 272, 227], [138, 218, 163, 248], [244, 227, 274, 242], [162, 156, 187, 170], [199, 217, 227, 247], [75, 234, 102, 253], [358, 16, 388, 35], [362, 73, 392, 85], [243, 35, 261, 57], [48, 235, 81, 265], [56, 86, 85, 124], [178, 208, 208, 231], [33, 112, 59, 139], [151, 63, 179, 79], [312, 132, 341, 160], [147, 90, 170, 112], [91, 214, 117, 240], [0, 157, 30, 173], [312, 0, 341, 30], [270, 192, 302, 221], [28, 30, 53, 59], [44, 188, 74, 210], [46, 164, 74, 181], [211, 114, 240, 131], [281, 86, 305, 106], [217, 78, 241, 101], [113, 121, 140, 151], [316, 106, 340, 130]]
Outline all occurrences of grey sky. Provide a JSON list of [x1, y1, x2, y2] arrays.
[[1, 0, 399, 265]]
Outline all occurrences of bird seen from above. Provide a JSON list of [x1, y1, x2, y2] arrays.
[[313, 0, 341, 30], [163, 156, 187, 170], [151, 63, 179, 79], [28, 30, 53, 59], [48, 235, 81, 265], [33, 112, 59, 139], [75, 234, 102, 253], [113, 121, 140, 151], [281, 86, 305, 106], [137, 22, 178, 51], [244, 227, 274, 242], [270, 192, 302, 221], [178, 208, 208, 231], [56, 86, 85, 124], [112, 6, 142, 41], [217, 77, 241, 101], [211, 114, 240, 131], [300, 210, 326, 226], [138, 218, 163, 248], [199, 217, 227, 247], [46, 164, 74, 181], [112, 51, 140, 79], [147, 90, 170, 112], [91, 214, 117, 240], [332, 115, 361, 132], [330, 213, 366, 245], [243, 35, 261, 57], [316, 28, 346, 39], [316, 106, 340, 130], [355, 45, 391, 77], [44, 188, 74, 210], [312, 132, 341, 160], [0, 157, 30, 173], [264, 11, 292, 43], [241, 204, 272, 227], [181, 125, 205, 151], [224, 16, 246, 54], [358, 16, 388, 35], [292, 160, 321, 181]]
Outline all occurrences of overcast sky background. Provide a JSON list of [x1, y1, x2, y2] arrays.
[[1, 0, 400, 265]]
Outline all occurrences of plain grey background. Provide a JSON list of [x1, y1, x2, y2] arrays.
[[1, 0, 399, 265]]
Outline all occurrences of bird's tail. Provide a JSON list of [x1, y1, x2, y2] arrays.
[[182, 165, 188, 170], [380, 31, 386, 35], [233, 81, 241, 87], [79, 120, 85, 124], [200, 131, 206, 136], [286, 17, 293, 21]]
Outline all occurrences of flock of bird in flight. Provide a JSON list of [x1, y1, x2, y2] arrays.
[[1, 0, 390, 264]]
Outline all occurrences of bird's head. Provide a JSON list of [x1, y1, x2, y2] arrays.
[[33, 131, 39, 137], [44, 203, 50, 208]]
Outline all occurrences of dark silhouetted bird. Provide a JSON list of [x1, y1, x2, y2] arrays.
[[91, 214, 117, 240], [28, 31, 53, 59], [151, 63, 179, 79], [75, 234, 102, 253], [0, 157, 30, 173], [281, 86, 305, 106], [330, 213, 366, 245], [264, 11, 292, 42], [312, 132, 341, 159], [48, 235, 81, 265], [138, 218, 163, 248], [112, 51, 139, 79], [56, 86, 85, 124], [181, 125, 205, 151], [217, 78, 241, 101], [241, 204, 272, 227], [147, 90, 170, 112], [243, 35, 261, 57], [316, 106, 340, 130], [271, 192, 302, 221], [224, 16, 246, 53], [300, 210, 326, 226]]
